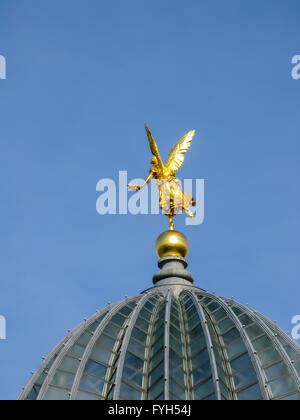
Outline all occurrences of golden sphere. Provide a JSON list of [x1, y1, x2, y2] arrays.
[[155, 230, 189, 259]]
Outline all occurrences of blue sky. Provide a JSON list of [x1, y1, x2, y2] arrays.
[[0, 0, 299, 400]]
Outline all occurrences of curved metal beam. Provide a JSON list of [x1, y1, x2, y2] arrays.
[[253, 308, 300, 352], [19, 305, 111, 400], [37, 296, 139, 400], [164, 290, 172, 400], [69, 295, 141, 400], [113, 292, 158, 399], [198, 292, 270, 400], [177, 294, 193, 399], [186, 291, 222, 400], [142, 293, 165, 400], [229, 300, 300, 390], [18, 330, 74, 400]]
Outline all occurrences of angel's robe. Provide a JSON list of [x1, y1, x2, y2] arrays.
[[156, 177, 195, 216]]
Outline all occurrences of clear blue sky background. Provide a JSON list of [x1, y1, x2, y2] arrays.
[[0, 0, 299, 400]]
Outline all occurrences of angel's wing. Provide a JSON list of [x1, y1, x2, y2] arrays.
[[145, 123, 164, 171], [164, 129, 195, 176]]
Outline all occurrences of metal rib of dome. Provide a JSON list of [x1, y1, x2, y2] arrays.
[[19, 272, 300, 400]]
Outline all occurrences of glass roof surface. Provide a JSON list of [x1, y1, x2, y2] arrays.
[[19, 287, 300, 401]]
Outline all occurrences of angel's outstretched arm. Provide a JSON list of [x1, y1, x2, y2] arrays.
[[128, 172, 153, 191]]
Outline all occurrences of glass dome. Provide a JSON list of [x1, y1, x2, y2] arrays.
[[19, 255, 300, 401]]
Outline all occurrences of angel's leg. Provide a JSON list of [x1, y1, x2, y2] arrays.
[[166, 214, 174, 231], [183, 206, 194, 219], [159, 188, 163, 209]]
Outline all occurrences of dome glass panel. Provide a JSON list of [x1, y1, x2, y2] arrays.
[[19, 285, 300, 401]]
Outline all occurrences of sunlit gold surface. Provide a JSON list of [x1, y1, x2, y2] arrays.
[[155, 230, 189, 258], [128, 123, 196, 231]]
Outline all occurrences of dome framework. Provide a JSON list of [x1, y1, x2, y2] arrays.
[[19, 257, 300, 401]]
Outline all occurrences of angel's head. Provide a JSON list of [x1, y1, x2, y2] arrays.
[[151, 156, 158, 165]]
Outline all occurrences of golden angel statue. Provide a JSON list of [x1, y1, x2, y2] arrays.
[[128, 124, 196, 230]]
